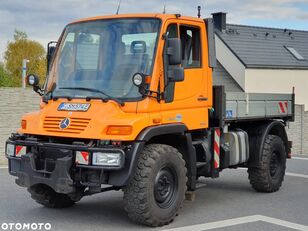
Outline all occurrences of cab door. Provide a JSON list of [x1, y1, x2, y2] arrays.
[[161, 20, 211, 130]]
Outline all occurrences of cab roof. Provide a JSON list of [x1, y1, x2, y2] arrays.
[[71, 13, 203, 24]]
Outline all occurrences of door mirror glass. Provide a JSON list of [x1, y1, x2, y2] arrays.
[[167, 38, 182, 65], [47, 42, 57, 72], [168, 66, 184, 82]]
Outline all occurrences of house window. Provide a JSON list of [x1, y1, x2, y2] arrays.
[[285, 46, 305, 61]]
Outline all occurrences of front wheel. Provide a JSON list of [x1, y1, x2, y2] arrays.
[[248, 134, 286, 192], [28, 184, 76, 208], [123, 144, 187, 227]]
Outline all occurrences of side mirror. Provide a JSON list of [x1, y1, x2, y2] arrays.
[[47, 41, 57, 72], [26, 74, 43, 96], [168, 66, 184, 82], [167, 38, 182, 65]]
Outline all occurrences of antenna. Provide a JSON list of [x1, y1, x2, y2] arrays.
[[163, 2, 166, 14], [197, 6, 201, 18], [116, 0, 122, 15]]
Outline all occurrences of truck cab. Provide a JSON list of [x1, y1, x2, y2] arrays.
[[19, 14, 213, 140], [5, 13, 294, 227]]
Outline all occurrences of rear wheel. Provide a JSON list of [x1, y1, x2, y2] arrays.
[[123, 144, 187, 227], [248, 135, 286, 192], [28, 184, 75, 208]]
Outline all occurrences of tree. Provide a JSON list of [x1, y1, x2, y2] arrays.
[[0, 63, 14, 87], [14, 30, 28, 41], [4, 29, 46, 87]]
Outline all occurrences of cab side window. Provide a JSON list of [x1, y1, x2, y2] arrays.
[[180, 26, 201, 68]]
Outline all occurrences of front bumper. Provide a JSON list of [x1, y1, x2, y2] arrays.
[[6, 137, 126, 194], [9, 154, 74, 194]]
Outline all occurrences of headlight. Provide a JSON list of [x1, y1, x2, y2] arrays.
[[6, 143, 15, 157], [6, 143, 27, 157], [92, 152, 123, 167], [132, 73, 144, 86]]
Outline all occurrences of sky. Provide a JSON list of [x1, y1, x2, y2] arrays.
[[0, 0, 308, 62]]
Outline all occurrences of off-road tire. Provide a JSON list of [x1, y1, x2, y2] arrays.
[[248, 134, 286, 192], [123, 144, 187, 227], [28, 184, 75, 208]]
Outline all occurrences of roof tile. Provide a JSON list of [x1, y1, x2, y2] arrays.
[[216, 24, 308, 69]]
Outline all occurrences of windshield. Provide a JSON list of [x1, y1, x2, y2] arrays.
[[47, 18, 161, 100]]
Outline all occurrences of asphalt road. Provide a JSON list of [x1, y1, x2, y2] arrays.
[[0, 156, 307, 231]]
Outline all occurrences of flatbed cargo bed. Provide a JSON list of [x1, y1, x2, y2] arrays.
[[211, 86, 295, 126], [225, 92, 294, 121]]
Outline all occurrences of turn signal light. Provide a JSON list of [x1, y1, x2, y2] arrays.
[[106, 126, 132, 135], [145, 76, 152, 84], [21, 120, 27, 129]]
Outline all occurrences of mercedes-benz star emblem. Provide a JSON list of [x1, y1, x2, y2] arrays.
[[59, 118, 71, 129]]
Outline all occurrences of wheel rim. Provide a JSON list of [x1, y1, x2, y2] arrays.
[[154, 166, 178, 209], [270, 151, 281, 177]]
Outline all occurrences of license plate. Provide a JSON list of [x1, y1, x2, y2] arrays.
[[57, 103, 90, 112]]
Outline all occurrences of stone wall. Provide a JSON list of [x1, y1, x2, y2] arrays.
[[304, 111, 308, 154], [0, 88, 307, 165], [0, 88, 40, 165], [286, 105, 304, 155]]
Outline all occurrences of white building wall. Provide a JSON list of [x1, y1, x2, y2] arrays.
[[245, 69, 308, 110], [214, 36, 308, 154], [215, 35, 246, 90], [212, 61, 243, 92]]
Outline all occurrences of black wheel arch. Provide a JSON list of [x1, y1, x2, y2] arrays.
[[108, 124, 196, 190], [242, 120, 289, 167]]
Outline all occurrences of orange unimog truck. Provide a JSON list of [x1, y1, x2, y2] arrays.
[[6, 12, 294, 226]]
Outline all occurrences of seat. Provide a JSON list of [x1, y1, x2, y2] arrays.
[[107, 40, 149, 97]]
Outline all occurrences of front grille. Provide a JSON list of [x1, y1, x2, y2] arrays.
[[43, 116, 91, 134]]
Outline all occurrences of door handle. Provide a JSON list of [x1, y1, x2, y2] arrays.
[[197, 97, 208, 101]]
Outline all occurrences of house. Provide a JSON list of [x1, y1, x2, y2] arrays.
[[211, 12, 308, 110]]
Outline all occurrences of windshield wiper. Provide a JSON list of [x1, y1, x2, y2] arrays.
[[58, 87, 125, 106]]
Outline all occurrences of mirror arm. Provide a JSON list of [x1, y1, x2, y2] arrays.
[[146, 90, 163, 102], [33, 85, 44, 96], [140, 88, 163, 102]]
